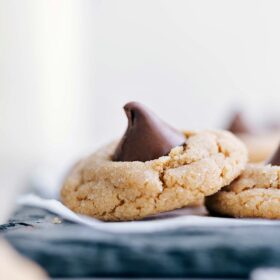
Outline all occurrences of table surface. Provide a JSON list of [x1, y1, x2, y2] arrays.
[[53, 278, 244, 280], [1, 206, 278, 279]]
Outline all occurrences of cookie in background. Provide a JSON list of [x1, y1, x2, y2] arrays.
[[227, 111, 280, 163]]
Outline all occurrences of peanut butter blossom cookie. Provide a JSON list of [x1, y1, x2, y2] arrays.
[[61, 102, 247, 221], [206, 144, 280, 219], [227, 112, 280, 163]]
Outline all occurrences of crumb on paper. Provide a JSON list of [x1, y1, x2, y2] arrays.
[[52, 217, 62, 224]]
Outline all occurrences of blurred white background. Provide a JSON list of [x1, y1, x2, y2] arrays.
[[0, 0, 280, 219]]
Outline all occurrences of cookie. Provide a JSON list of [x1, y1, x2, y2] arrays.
[[227, 111, 280, 162], [206, 145, 280, 219], [238, 133, 279, 163], [61, 129, 247, 221], [0, 239, 47, 279]]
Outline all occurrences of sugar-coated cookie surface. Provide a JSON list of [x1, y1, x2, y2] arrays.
[[206, 164, 280, 219], [61, 130, 247, 221]]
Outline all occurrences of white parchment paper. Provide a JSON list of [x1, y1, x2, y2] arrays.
[[17, 193, 280, 234]]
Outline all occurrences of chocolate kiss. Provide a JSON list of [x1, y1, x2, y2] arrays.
[[112, 102, 186, 162], [227, 112, 251, 134], [268, 143, 280, 166]]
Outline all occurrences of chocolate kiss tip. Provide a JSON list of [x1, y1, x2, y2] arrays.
[[268, 143, 280, 166], [112, 102, 186, 162], [227, 112, 251, 134]]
